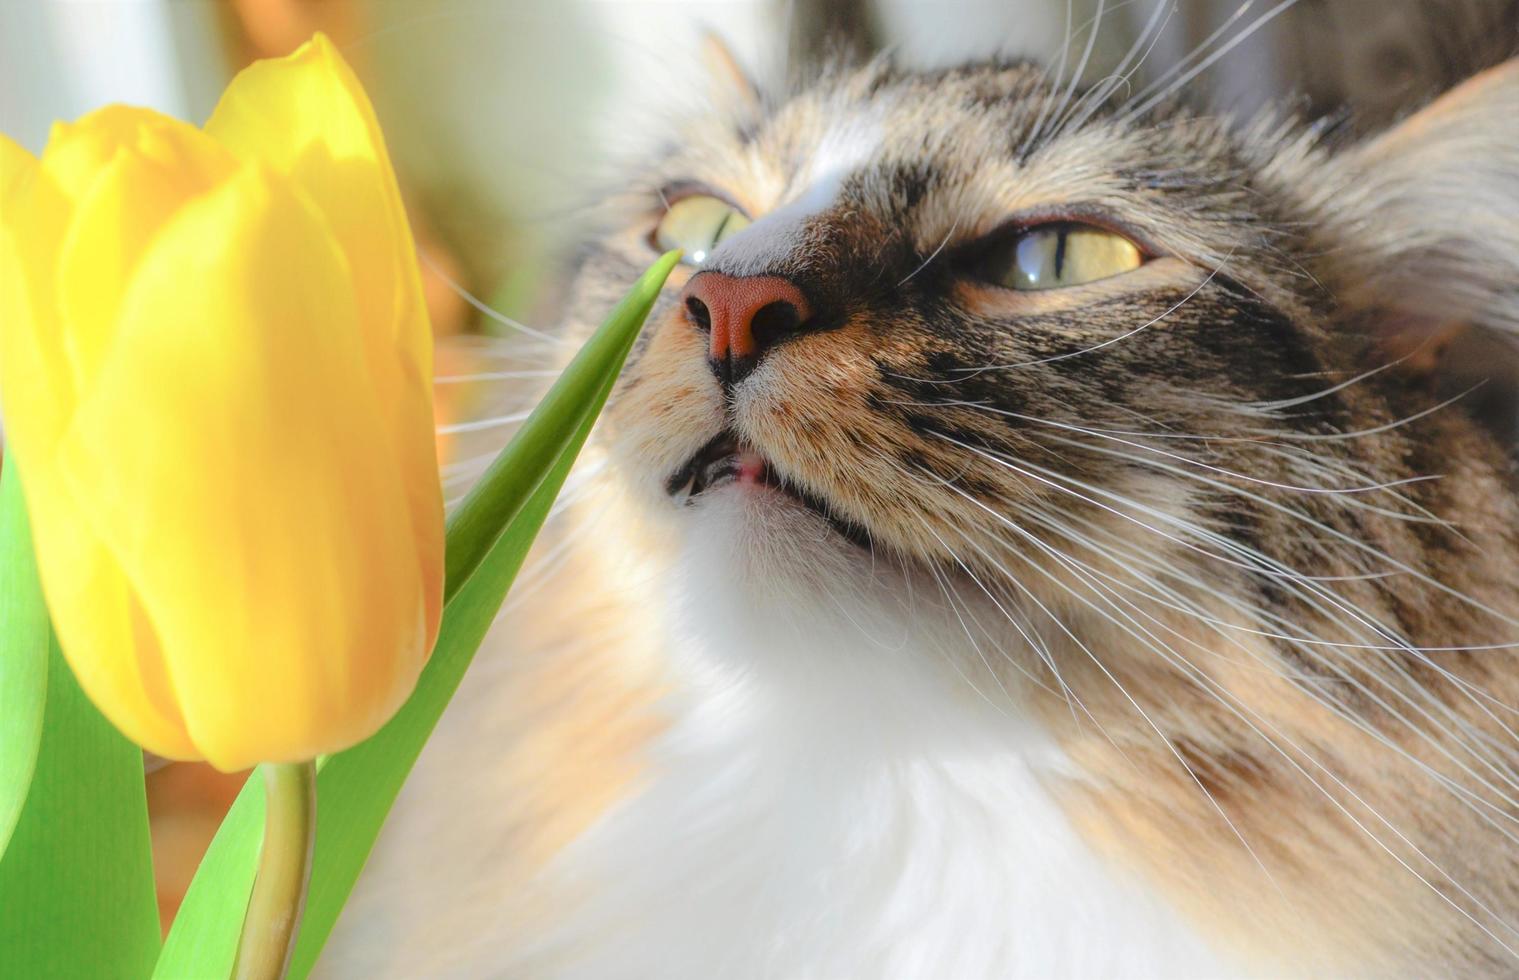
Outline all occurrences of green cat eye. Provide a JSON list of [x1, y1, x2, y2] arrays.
[[978, 222, 1143, 290], [653, 194, 751, 266]]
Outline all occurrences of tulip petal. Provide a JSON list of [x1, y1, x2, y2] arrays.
[[40, 106, 226, 207], [3, 123, 234, 763], [0, 134, 73, 450], [53, 164, 433, 771], [21, 481, 198, 760], [205, 34, 426, 357], [0, 132, 36, 210], [2, 126, 236, 763], [207, 34, 443, 645], [53, 116, 237, 388]]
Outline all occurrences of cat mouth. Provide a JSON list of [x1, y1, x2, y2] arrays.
[[665, 432, 875, 550]]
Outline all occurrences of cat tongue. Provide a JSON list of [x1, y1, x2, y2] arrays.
[[734, 449, 767, 485]]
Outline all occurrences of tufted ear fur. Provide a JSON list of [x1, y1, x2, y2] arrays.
[[1312, 58, 1519, 367], [701, 31, 762, 119]]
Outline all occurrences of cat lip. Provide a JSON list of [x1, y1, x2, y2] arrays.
[[665, 432, 761, 500], [665, 432, 875, 550]]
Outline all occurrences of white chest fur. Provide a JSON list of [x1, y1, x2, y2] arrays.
[[508, 499, 1233, 980], [326, 494, 1235, 979], [514, 687, 1230, 979]]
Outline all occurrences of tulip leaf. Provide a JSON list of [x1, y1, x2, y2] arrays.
[[0, 464, 162, 977], [443, 250, 680, 598], [154, 252, 678, 979], [0, 461, 48, 857]]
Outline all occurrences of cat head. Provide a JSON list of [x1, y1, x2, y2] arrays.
[[539, 44, 1519, 972]]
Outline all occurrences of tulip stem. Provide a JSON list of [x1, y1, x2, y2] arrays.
[[232, 761, 316, 980]]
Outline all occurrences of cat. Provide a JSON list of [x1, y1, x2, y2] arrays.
[[325, 31, 1519, 980]]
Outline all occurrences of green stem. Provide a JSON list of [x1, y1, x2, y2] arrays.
[[231, 762, 316, 980]]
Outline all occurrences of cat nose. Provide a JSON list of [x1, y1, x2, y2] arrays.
[[680, 271, 814, 387]]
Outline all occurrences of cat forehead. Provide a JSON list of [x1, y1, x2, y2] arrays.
[[750, 62, 1071, 176], [661, 61, 1248, 272], [679, 59, 1240, 203]]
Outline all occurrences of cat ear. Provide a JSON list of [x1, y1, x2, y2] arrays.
[[701, 31, 762, 118], [1316, 59, 1519, 359]]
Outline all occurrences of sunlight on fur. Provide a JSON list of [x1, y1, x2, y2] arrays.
[[327, 6, 1519, 977]]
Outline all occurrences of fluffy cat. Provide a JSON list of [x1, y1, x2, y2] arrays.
[[326, 30, 1519, 980]]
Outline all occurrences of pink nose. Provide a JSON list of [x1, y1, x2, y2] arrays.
[[680, 271, 813, 386]]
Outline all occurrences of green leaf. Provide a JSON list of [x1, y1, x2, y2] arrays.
[[154, 251, 679, 978], [0, 464, 161, 978], [443, 250, 680, 598], [0, 461, 48, 856]]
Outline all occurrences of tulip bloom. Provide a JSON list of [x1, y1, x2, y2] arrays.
[[0, 35, 444, 772]]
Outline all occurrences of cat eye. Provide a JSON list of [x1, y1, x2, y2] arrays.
[[973, 222, 1143, 290], [652, 194, 752, 266]]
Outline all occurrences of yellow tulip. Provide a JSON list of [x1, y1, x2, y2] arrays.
[[0, 35, 444, 772]]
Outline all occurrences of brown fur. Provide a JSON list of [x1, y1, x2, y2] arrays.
[[456, 51, 1519, 976]]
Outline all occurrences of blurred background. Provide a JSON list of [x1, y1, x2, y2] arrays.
[[3, 0, 1512, 934]]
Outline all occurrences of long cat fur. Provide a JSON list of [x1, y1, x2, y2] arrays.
[[324, 38, 1519, 980]]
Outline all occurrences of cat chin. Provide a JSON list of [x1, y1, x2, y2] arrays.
[[669, 483, 928, 685], [667, 482, 1017, 721], [677, 481, 878, 598]]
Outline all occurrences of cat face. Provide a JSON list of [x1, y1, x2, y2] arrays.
[[575, 60, 1443, 584], [548, 55, 1519, 971]]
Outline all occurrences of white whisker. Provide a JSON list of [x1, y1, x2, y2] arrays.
[[419, 251, 570, 347], [436, 411, 533, 435], [1122, 0, 1304, 119]]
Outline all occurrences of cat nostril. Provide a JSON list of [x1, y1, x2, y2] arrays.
[[749, 300, 803, 347], [676, 271, 814, 388], [685, 296, 712, 332]]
